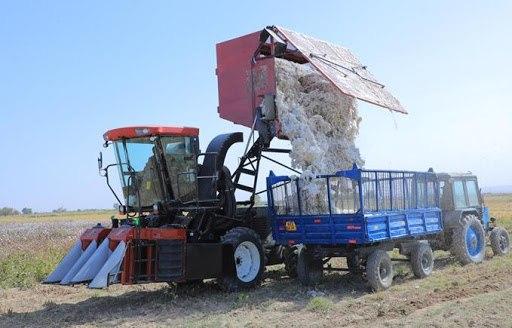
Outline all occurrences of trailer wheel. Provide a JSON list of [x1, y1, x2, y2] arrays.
[[366, 250, 393, 291], [297, 246, 323, 286], [219, 227, 264, 292], [490, 227, 510, 256], [410, 243, 434, 278], [347, 254, 364, 275], [451, 215, 486, 265], [283, 245, 300, 278]]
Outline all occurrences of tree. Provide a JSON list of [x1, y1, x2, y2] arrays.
[[21, 207, 33, 215], [52, 207, 67, 213], [0, 207, 20, 216]]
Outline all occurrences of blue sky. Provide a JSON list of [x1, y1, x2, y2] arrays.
[[1, 1, 511, 211]]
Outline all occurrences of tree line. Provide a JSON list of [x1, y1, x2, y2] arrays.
[[0, 207, 115, 216]]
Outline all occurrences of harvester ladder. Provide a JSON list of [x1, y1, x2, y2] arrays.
[[233, 137, 264, 207]]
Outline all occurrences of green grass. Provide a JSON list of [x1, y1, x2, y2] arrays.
[[0, 248, 67, 289], [307, 296, 333, 313]]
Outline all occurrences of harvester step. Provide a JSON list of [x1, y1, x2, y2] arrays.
[[239, 168, 257, 176], [235, 183, 255, 193], [263, 148, 291, 154]]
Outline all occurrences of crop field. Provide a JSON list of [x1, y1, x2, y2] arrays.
[[0, 197, 511, 327]]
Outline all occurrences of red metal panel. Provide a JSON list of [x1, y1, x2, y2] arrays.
[[107, 226, 134, 241], [216, 32, 277, 128], [103, 126, 199, 141], [79, 227, 111, 250], [139, 228, 187, 240], [111, 227, 186, 285]]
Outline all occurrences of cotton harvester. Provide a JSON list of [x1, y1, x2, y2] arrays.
[[45, 26, 405, 290]]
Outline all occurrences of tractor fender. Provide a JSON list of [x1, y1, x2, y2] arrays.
[[460, 210, 480, 223], [198, 132, 243, 200]]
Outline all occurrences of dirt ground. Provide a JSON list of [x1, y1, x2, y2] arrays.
[[0, 197, 511, 328]]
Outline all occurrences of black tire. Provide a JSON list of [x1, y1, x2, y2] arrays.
[[297, 246, 323, 286], [490, 227, 510, 256], [283, 245, 300, 278], [347, 254, 364, 275], [451, 215, 486, 265], [218, 227, 264, 292], [410, 243, 434, 278], [366, 250, 393, 291]]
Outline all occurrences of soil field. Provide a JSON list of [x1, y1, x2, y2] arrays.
[[0, 197, 511, 328]]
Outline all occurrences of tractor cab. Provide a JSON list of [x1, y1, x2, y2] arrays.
[[101, 126, 201, 214], [436, 173, 488, 229]]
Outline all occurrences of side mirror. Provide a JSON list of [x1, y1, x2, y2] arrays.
[[98, 152, 103, 171]]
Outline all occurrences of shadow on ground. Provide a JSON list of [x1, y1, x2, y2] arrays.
[[0, 256, 461, 327]]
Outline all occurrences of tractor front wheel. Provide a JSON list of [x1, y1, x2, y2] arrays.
[[490, 227, 510, 256], [219, 227, 264, 292]]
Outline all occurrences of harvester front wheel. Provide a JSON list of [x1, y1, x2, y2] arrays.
[[297, 246, 323, 286], [490, 227, 510, 256], [219, 227, 264, 292], [451, 215, 486, 265]]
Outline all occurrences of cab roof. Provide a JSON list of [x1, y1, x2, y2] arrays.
[[103, 126, 199, 141], [437, 172, 477, 180]]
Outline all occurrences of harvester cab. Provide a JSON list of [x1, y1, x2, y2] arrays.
[[434, 173, 510, 263], [102, 126, 201, 216]]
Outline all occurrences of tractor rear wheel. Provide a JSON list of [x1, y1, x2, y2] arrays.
[[451, 215, 486, 265], [297, 246, 323, 286], [410, 243, 434, 278], [490, 227, 510, 256], [366, 250, 393, 291], [219, 227, 264, 292]]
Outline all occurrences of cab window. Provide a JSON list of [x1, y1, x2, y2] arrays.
[[453, 180, 467, 208], [466, 180, 480, 207]]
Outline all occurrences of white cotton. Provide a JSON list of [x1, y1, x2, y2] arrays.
[[274, 58, 364, 213]]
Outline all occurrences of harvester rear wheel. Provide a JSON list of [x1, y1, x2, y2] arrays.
[[490, 227, 510, 256], [451, 215, 486, 265], [366, 250, 393, 291], [297, 246, 323, 286], [410, 243, 434, 278], [219, 227, 264, 292]]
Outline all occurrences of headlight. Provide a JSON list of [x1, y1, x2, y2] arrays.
[[118, 205, 127, 215]]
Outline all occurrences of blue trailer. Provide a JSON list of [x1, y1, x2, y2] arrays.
[[266, 165, 443, 291]]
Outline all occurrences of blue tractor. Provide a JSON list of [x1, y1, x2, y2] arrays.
[[433, 172, 510, 264]]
